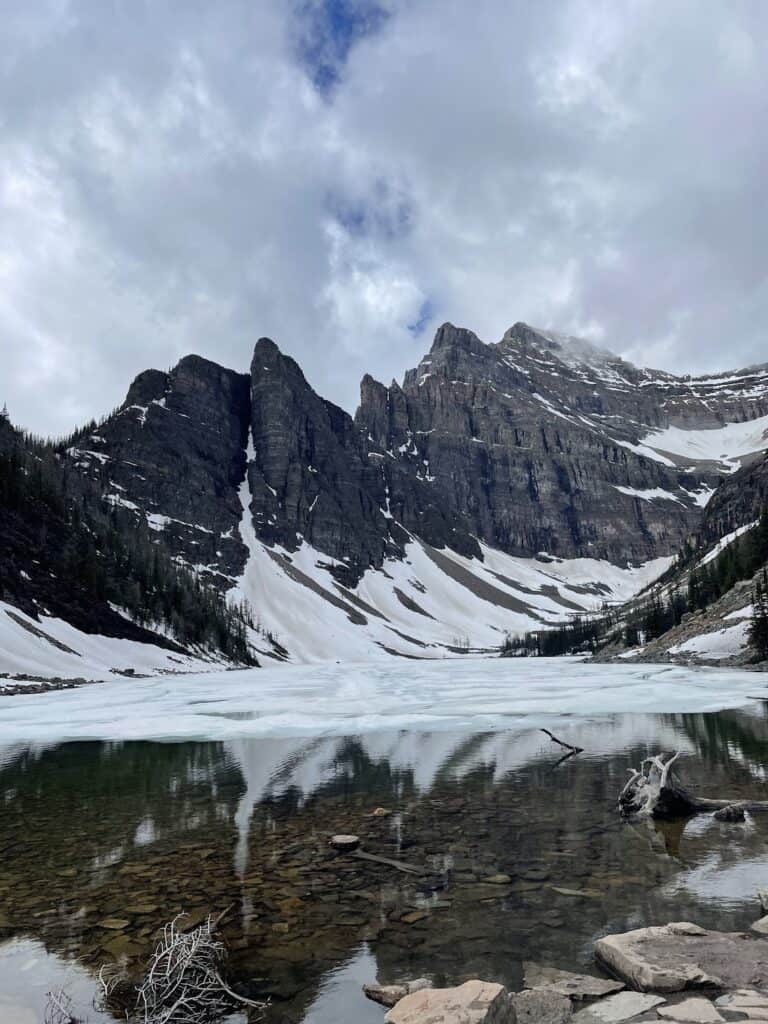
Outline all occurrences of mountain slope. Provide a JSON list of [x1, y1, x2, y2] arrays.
[[0, 413, 254, 680], [30, 322, 761, 665]]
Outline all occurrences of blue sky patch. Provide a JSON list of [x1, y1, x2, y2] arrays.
[[293, 0, 390, 94], [408, 299, 434, 337]]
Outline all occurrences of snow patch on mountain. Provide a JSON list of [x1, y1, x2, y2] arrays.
[[613, 485, 684, 504], [641, 414, 768, 471], [229, 443, 673, 664], [668, 621, 751, 661], [699, 520, 759, 566]]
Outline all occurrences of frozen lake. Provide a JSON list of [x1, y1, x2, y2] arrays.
[[0, 657, 765, 745], [2, 659, 768, 1023]]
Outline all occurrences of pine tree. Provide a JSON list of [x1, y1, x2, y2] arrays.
[[750, 569, 768, 661]]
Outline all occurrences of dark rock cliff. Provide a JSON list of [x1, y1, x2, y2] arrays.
[[62, 322, 768, 590]]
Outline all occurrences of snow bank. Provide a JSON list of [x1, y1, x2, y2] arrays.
[[228, 448, 673, 663], [699, 520, 759, 566], [641, 414, 768, 472], [668, 621, 751, 660], [0, 601, 218, 680]]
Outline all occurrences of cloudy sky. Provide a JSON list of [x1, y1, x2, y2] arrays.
[[2, 0, 767, 435]]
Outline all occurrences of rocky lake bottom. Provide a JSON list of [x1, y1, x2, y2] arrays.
[[1, 661, 768, 1022]]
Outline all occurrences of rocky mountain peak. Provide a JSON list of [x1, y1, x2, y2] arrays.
[[500, 322, 621, 370]]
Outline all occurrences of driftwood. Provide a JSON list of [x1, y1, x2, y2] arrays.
[[540, 729, 583, 754], [619, 752, 768, 820], [44, 988, 82, 1024], [98, 912, 265, 1024], [352, 849, 427, 876]]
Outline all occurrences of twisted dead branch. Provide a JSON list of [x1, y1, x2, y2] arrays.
[[98, 913, 266, 1024], [540, 728, 584, 754], [44, 987, 82, 1024], [619, 751, 768, 820]]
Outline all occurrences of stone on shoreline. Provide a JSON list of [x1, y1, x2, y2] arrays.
[[511, 988, 572, 1022], [596, 922, 768, 992], [657, 998, 724, 1022], [384, 980, 514, 1023], [571, 991, 666, 1022], [363, 978, 432, 1007]]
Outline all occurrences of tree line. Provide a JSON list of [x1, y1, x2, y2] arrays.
[[0, 428, 256, 665], [502, 508, 768, 661]]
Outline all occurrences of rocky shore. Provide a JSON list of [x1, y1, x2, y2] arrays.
[[364, 920, 768, 1023]]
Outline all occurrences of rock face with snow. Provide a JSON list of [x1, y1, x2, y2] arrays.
[[247, 338, 399, 584], [79, 322, 768, 574], [67, 355, 252, 588], [49, 321, 768, 662], [356, 322, 768, 565]]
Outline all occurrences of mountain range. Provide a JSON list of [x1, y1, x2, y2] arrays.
[[2, 321, 768, 674]]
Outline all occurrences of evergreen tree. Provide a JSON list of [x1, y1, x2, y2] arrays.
[[750, 569, 768, 660]]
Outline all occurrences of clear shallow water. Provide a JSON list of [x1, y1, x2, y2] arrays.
[[2, 667, 768, 1021]]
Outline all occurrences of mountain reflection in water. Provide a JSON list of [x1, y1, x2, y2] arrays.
[[2, 705, 768, 1022]]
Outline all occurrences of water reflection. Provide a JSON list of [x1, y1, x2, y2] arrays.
[[1, 706, 768, 1021]]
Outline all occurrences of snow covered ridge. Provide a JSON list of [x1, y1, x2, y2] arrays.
[[0, 600, 224, 682]]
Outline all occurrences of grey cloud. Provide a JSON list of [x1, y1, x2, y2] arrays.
[[1, 0, 767, 435]]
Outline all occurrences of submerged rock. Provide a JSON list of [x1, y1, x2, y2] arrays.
[[384, 979, 515, 1023]]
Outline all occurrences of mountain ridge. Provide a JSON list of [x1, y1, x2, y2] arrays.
[[3, 321, 768, 670]]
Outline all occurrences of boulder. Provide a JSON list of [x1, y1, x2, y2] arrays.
[[523, 962, 624, 1001], [595, 923, 768, 992], [511, 988, 571, 1022], [384, 979, 515, 1024], [751, 916, 768, 936]]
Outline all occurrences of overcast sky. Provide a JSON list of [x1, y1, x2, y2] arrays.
[[2, 1, 767, 435]]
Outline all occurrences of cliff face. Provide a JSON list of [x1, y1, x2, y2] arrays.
[[247, 338, 397, 584], [66, 355, 251, 588], [355, 322, 768, 565], [66, 321, 768, 584], [46, 320, 768, 663]]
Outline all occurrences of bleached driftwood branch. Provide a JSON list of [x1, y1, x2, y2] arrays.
[[99, 912, 266, 1024], [619, 752, 768, 820]]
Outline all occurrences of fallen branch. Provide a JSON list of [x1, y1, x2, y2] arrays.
[[541, 728, 584, 754], [619, 752, 768, 820], [352, 849, 427, 876], [44, 987, 82, 1024], [98, 912, 266, 1024]]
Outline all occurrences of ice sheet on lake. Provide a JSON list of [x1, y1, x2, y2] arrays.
[[0, 658, 765, 746]]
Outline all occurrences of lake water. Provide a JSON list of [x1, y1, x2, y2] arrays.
[[1, 660, 768, 1022]]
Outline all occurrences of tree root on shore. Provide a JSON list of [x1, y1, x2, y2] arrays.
[[619, 752, 768, 820]]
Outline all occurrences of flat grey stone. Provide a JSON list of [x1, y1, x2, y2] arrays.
[[572, 991, 666, 1023], [657, 998, 724, 1022], [595, 923, 768, 993], [512, 989, 572, 1023], [524, 962, 625, 1000]]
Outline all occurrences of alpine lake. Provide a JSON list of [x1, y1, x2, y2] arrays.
[[2, 680, 768, 1022]]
